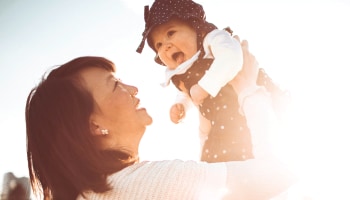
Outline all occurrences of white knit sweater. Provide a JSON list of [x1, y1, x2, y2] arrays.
[[77, 160, 227, 200]]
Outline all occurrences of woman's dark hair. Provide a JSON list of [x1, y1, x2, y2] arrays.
[[25, 56, 137, 199]]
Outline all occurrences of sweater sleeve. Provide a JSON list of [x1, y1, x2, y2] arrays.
[[224, 158, 297, 200], [240, 86, 279, 159], [198, 29, 243, 97]]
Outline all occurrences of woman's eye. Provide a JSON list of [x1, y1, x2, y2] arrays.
[[113, 81, 118, 91], [113, 78, 121, 91]]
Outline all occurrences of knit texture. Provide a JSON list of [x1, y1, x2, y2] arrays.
[[77, 160, 226, 200]]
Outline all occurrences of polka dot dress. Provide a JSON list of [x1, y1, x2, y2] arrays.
[[172, 58, 254, 163]]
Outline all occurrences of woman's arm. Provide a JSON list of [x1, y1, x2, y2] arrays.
[[224, 157, 297, 200], [230, 38, 259, 98]]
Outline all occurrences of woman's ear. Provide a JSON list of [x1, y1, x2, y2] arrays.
[[90, 121, 101, 136], [90, 112, 109, 136], [90, 121, 109, 136]]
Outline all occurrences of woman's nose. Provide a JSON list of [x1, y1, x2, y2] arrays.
[[118, 83, 138, 96]]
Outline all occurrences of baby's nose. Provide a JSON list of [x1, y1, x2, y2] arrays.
[[164, 42, 172, 50]]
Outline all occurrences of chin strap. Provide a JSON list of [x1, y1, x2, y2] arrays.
[[144, 5, 149, 22], [136, 5, 150, 53]]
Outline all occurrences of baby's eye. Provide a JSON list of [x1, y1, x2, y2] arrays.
[[155, 42, 162, 50], [167, 30, 175, 37]]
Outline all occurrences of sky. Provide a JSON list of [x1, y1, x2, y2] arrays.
[[1, 0, 350, 199]]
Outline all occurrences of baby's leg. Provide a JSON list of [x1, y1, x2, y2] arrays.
[[198, 113, 210, 157]]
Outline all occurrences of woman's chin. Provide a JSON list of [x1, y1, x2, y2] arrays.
[[144, 114, 153, 126], [138, 108, 153, 125]]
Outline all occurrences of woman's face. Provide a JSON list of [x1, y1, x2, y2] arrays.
[[150, 18, 197, 70], [80, 67, 153, 134]]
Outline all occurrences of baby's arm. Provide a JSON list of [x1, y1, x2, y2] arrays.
[[190, 84, 208, 106], [196, 29, 243, 98], [170, 91, 193, 123]]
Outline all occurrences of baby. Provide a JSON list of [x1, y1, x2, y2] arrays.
[[137, 0, 288, 162]]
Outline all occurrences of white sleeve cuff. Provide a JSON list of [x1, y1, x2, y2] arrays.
[[174, 91, 193, 111]]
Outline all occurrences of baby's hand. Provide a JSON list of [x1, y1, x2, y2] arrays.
[[170, 103, 185, 124], [190, 84, 208, 106]]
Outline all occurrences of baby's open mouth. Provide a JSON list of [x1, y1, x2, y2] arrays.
[[172, 52, 184, 64]]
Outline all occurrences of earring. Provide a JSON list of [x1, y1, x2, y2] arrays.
[[100, 129, 109, 135]]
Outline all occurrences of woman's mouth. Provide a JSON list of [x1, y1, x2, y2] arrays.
[[135, 99, 140, 108]]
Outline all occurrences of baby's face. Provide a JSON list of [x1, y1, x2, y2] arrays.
[[150, 18, 197, 70]]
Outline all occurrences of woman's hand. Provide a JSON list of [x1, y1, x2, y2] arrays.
[[230, 37, 259, 95]]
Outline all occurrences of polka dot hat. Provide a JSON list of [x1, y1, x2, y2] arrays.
[[136, 0, 216, 64]]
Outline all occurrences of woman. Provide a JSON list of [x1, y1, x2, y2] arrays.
[[25, 41, 296, 199]]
